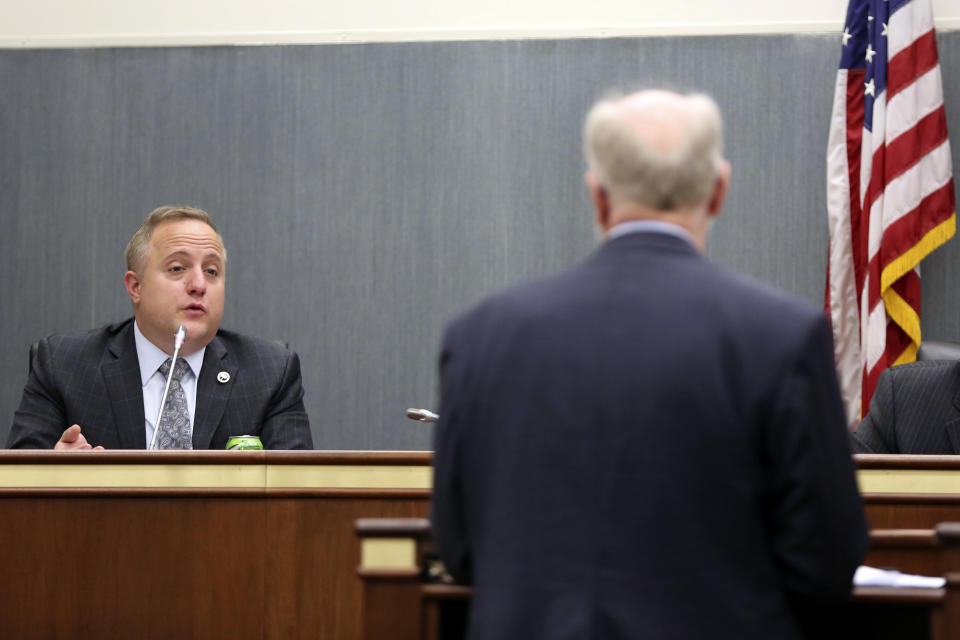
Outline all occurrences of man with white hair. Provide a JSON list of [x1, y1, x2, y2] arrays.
[[431, 90, 867, 639]]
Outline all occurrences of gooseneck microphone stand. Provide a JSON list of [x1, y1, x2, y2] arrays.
[[148, 325, 187, 450]]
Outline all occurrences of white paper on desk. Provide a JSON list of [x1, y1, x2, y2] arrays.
[[853, 565, 945, 588]]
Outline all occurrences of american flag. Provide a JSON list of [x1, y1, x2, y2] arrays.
[[826, 0, 955, 428]]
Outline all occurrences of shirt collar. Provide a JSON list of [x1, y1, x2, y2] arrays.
[[605, 219, 697, 248], [133, 320, 205, 386]]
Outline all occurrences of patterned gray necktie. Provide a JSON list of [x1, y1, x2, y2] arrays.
[[155, 357, 193, 450]]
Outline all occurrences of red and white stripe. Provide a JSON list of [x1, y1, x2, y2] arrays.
[[827, 0, 955, 428]]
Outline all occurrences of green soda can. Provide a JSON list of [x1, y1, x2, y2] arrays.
[[226, 435, 263, 450]]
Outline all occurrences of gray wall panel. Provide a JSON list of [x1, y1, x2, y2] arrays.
[[2, 34, 959, 449]]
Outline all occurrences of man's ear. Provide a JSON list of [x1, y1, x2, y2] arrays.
[[124, 271, 142, 305], [585, 171, 611, 231], [706, 160, 731, 218]]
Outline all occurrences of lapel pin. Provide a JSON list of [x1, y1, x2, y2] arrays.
[[217, 371, 231, 384]]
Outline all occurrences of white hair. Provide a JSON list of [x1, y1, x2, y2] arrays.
[[583, 92, 724, 211]]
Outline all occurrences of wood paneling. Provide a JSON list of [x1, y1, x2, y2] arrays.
[[0, 451, 431, 640], [867, 529, 941, 577], [265, 497, 428, 640], [857, 455, 960, 530], [355, 518, 960, 640]]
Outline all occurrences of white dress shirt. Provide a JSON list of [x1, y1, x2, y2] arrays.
[[134, 321, 206, 447]]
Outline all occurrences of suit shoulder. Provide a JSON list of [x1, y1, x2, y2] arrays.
[[443, 270, 570, 337], [703, 267, 826, 342], [213, 328, 292, 359], [37, 320, 131, 353], [721, 266, 819, 318], [882, 359, 959, 386]]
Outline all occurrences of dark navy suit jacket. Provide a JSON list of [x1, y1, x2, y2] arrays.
[[432, 232, 867, 640], [7, 318, 313, 450]]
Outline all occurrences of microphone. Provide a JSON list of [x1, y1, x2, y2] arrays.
[[149, 325, 188, 450], [406, 408, 439, 423], [173, 324, 186, 351]]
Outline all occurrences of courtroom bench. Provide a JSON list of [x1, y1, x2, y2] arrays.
[[0, 450, 432, 640], [356, 518, 960, 640], [858, 454, 960, 529]]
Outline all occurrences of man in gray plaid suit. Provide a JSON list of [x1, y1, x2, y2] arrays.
[[7, 206, 313, 450]]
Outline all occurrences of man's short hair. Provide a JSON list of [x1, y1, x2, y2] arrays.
[[125, 205, 227, 273], [583, 92, 724, 211]]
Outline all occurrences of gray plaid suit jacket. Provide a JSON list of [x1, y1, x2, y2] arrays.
[[853, 360, 960, 454], [7, 319, 313, 450]]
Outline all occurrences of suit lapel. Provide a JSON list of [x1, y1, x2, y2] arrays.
[[102, 322, 147, 449], [193, 336, 237, 449]]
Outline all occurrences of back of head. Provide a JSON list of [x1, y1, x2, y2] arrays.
[[583, 90, 724, 211]]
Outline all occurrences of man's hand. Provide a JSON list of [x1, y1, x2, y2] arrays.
[[54, 425, 104, 450]]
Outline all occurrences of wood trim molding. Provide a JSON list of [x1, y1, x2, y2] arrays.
[[870, 529, 938, 547], [0, 487, 433, 498], [856, 455, 960, 470], [356, 518, 432, 537], [0, 450, 433, 465], [861, 493, 960, 504], [421, 584, 473, 600], [264, 488, 432, 498], [852, 586, 945, 603], [355, 567, 422, 581], [0, 452, 434, 491], [858, 468, 960, 495]]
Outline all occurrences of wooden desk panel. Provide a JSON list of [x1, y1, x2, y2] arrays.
[[264, 496, 429, 640], [857, 455, 960, 530], [7, 452, 960, 638], [0, 451, 432, 640], [3, 495, 267, 639], [355, 519, 960, 640]]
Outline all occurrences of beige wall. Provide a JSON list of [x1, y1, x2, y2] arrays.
[[4, 0, 960, 47]]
